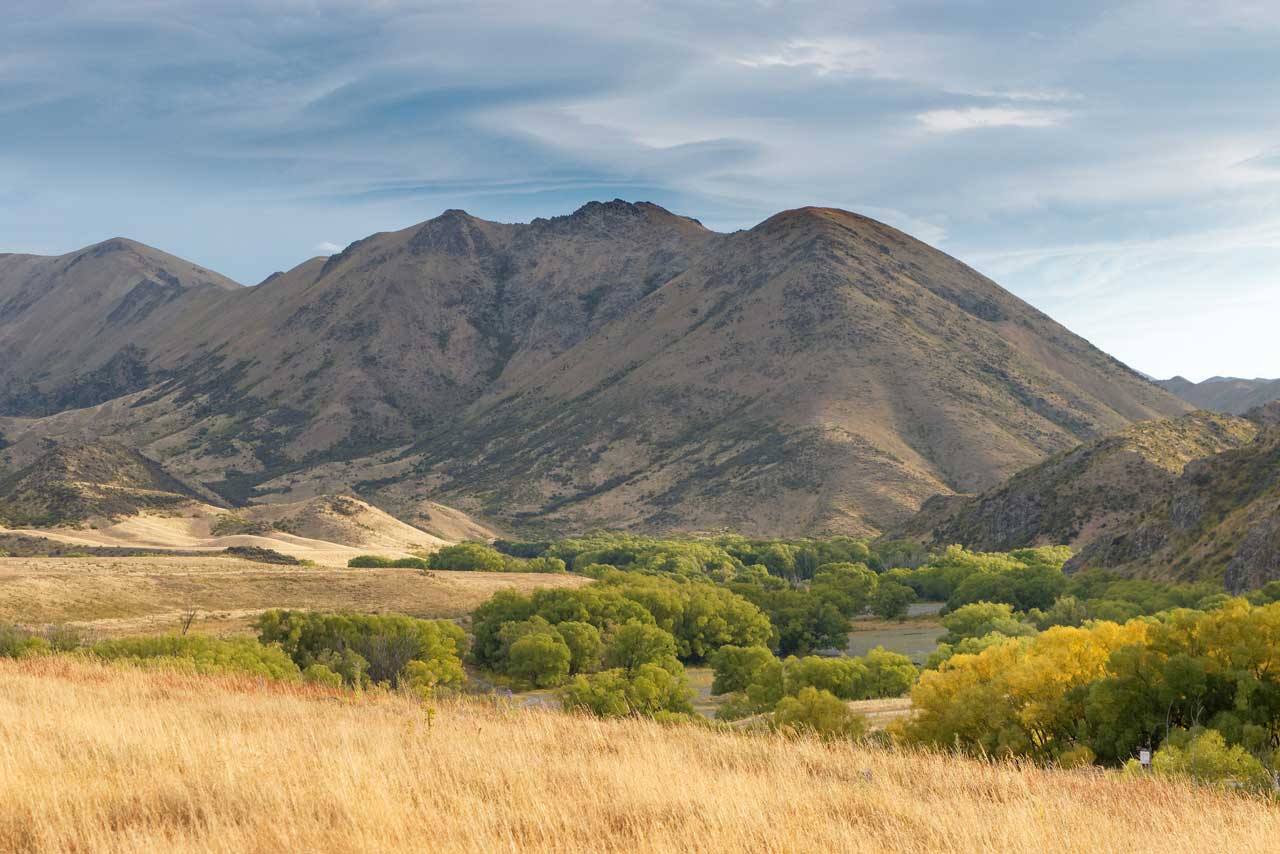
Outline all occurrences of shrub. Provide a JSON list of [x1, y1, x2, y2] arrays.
[[348, 555, 396, 568], [710, 644, 779, 695], [710, 645, 785, 718], [211, 515, 273, 536], [558, 662, 694, 718], [224, 545, 304, 565], [772, 687, 867, 740], [256, 611, 465, 689], [302, 663, 343, 687], [0, 624, 51, 659], [428, 543, 512, 572], [90, 634, 301, 680], [522, 556, 567, 574], [1128, 730, 1272, 793]]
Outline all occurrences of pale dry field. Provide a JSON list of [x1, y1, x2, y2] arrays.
[[0, 555, 589, 637], [2, 656, 1277, 854]]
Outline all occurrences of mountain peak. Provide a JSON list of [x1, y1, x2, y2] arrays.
[[75, 237, 156, 258]]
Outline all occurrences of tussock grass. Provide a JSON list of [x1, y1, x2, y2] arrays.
[[2, 657, 1278, 852], [0, 555, 590, 636]]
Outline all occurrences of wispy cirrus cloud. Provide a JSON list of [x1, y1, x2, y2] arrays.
[[917, 107, 1072, 133]]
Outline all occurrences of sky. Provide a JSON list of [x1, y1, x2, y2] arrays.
[[2, 1, 1277, 381]]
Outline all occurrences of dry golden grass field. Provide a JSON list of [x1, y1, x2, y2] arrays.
[[0, 555, 589, 637], [3, 656, 1278, 854]]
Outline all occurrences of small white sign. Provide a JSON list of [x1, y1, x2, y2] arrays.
[[1139, 749, 1152, 767]]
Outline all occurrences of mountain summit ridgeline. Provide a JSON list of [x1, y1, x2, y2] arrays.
[[0, 201, 1188, 536]]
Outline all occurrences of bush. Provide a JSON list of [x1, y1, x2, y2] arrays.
[[90, 634, 301, 680], [347, 554, 429, 569], [925, 631, 1023, 669], [302, 663, 343, 687], [256, 611, 466, 689], [211, 515, 273, 536], [348, 555, 396, 568], [728, 584, 849, 655], [0, 624, 51, 659], [522, 556, 567, 573], [428, 543, 511, 572], [223, 545, 304, 565], [1129, 730, 1273, 793], [558, 662, 694, 718], [605, 572, 772, 660], [772, 687, 867, 740]]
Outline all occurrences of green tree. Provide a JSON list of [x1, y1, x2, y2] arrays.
[[603, 621, 680, 676], [506, 631, 572, 688], [811, 563, 878, 617], [862, 647, 918, 697], [940, 602, 1036, 645], [870, 581, 916, 621], [710, 644, 779, 694], [554, 620, 603, 674]]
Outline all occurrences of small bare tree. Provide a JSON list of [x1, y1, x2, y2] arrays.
[[179, 600, 198, 635]]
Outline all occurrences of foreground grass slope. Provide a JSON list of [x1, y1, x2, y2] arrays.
[[4, 657, 1278, 853]]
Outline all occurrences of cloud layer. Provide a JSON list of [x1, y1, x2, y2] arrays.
[[1, 0, 1277, 379]]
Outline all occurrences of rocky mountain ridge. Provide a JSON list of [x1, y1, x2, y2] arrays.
[[0, 201, 1190, 536]]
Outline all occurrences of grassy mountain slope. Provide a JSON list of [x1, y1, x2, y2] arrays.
[[1069, 404, 1280, 590], [1160, 376, 1280, 414], [0, 202, 1189, 536], [372, 207, 1189, 535], [889, 411, 1258, 552], [0, 239, 240, 415], [0, 441, 217, 527]]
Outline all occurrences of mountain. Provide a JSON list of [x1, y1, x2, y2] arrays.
[[0, 202, 1190, 536], [887, 410, 1258, 552], [1159, 376, 1280, 414], [0, 238, 240, 415], [0, 441, 218, 527], [1067, 403, 1280, 591]]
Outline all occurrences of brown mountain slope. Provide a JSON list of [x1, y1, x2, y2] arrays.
[[886, 411, 1258, 552], [366, 206, 1189, 535], [1068, 403, 1280, 591], [0, 202, 1190, 536], [0, 441, 219, 527], [1159, 376, 1280, 414], [0, 239, 240, 415]]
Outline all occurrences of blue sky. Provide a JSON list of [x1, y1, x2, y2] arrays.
[[2, 1, 1277, 381]]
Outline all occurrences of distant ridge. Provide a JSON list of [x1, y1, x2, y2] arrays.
[[1159, 375, 1280, 414]]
